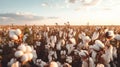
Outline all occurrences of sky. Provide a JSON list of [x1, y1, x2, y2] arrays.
[[0, 0, 120, 25]]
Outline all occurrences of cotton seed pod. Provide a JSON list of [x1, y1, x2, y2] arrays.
[[15, 29, 22, 36], [91, 32, 99, 41], [92, 45, 100, 51], [79, 50, 88, 57], [114, 34, 120, 41], [49, 61, 58, 67], [69, 38, 76, 44], [95, 40, 105, 48], [83, 36, 91, 43], [14, 50, 24, 58], [26, 46, 32, 53], [21, 54, 29, 63], [10, 34, 18, 40], [27, 53, 33, 61], [18, 44, 26, 52]]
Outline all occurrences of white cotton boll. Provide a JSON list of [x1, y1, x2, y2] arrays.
[[27, 53, 33, 61], [49, 61, 58, 67], [9, 29, 15, 34], [104, 29, 108, 33], [79, 50, 88, 57], [18, 44, 26, 52], [66, 56, 72, 63], [50, 42, 55, 48], [26, 46, 32, 53], [61, 39, 65, 46], [21, 54, 29, 63], [91, 50, 97, 62], [89, 57, 95, 67], [14, 50, 24, 58], [108, 31, 114, 37], [11, 61, 19, 67], [96, 64, 104, 67], [95, 40, 105, 48], [10, 34, 18, 40], [69, 37, 76, 45], [15, 29, 22, 36], [56, 42, 61, 50], [92, 45, 100, 51], [78, 32, 86, 39], [114, 34, 120, 41], [92, 32, 99, 41], [83, 36, 91, 43], [113, 47, 117, 58], [9, 29, 18, 40], [7, 58, 16, 66]]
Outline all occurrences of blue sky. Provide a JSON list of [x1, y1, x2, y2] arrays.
[[0, 0, 120, 25]]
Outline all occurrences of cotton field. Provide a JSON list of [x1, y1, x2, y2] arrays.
[[0, 24, 120, 67]]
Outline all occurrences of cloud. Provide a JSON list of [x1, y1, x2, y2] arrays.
[[68, 0, 76, 3], [41, 2, 49, 7], [0, 12, 59, 25], [82, 0, 101, 6]]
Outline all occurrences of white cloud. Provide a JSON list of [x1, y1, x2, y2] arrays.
[[0, 12, 60, 25], [41, 3, 49, 7]]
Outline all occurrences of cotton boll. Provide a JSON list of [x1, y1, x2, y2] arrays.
[[10, 34, 18, 40], [26, 46, 32, 53], [95, 40, 105, 48], [91, 32, 99, 41], [108, 31, 114, 37], [21, 54, 29, 63], [15, 29, 22, 36], [66, 56, 72, 63], [49, 61, 58, 67], [114, 34, 120, 41], [9, 29, 15, 35], [78, 32, 86, 39], [18, 44, 26, 52], [79, 50, 88, 57], [14, 50, 24, 58], [9, 29, 18, 40], [92, 45, 100, 51], [27, 53, 33, 61], [96, 64, 104, 67], [69, 37, 76, 45], [83, 36, 91, 43]]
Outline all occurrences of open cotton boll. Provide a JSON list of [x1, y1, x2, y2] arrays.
[[66, 56, 72, 63], [26, 46, 32, 53], [49, 61, 58, 67], [79, 50, 88, 57], [96, 64, 104, 67], [10, 34, 18, 40], [18, 44, 26, 52], [27, 53, 33, 61], [69, 37, 76, 45], [78, 32, 86, 39], [95, 40, 105, 48], [14, 50, 24, 58], [91, 32, 99, 41], [15, 29, 22, 36], [83, 36, 91, 43], [114, 34, 120, 41], [91, 45, 100, 51], [9, 29, 15, 34], [21, 54, 29, 63], [108, 31, 114, 37]]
